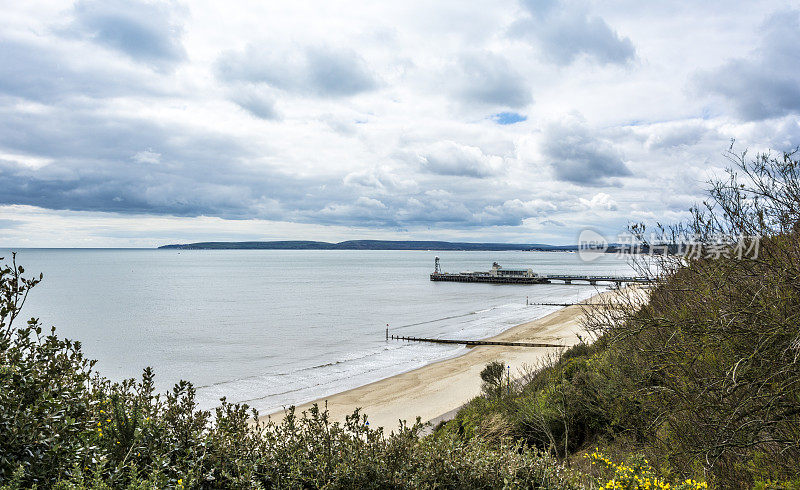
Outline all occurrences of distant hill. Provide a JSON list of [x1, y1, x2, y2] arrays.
[[158, 240, 579, 251]]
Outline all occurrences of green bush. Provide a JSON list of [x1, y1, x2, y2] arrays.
[[480, 360, 507, 398]]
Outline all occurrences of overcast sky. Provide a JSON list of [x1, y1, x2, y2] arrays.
[[1, 0, 799, 247]]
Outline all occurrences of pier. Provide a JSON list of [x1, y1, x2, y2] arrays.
[[542, 274, 651, 285], [390, 334, 564, 348], [430, 258, 651, 286]]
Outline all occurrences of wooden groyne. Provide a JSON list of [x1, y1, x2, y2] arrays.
[[526, 302, 604, 307], [390, 335, 563, 348]]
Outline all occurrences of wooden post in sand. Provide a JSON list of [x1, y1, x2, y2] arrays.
[[386, 324, 389, 342]]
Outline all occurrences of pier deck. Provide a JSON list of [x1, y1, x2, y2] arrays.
[[430, 272, 650, 285], [429, 273, 549, 284], [429, 258, 652, 285]]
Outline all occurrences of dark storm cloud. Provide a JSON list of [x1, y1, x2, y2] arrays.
[[0, 106, 302, 218], [67, 0, 187, 71], [216, 44, 377, 97], [542, 119, 632, 186], [454, 52, 532, 108], [0, 36, 162, 102], [695, 10, 800, 121], [512, 0, 635, 65]]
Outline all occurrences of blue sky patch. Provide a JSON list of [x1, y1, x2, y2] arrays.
[[491, 112, 527, 125]]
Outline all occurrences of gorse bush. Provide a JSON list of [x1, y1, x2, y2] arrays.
[[0, 254, 582, 488], [586, 451, 708, 490]]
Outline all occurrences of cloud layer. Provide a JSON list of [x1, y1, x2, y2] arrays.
[[0, 1, 798, 246], [695, 10, 800, 120]]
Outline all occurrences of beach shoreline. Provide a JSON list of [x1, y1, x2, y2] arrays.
[[262, 289, 613, 431]]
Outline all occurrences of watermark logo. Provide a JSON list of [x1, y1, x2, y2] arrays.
[[577, 229, 608, 262], [576, 230, 761, 262]]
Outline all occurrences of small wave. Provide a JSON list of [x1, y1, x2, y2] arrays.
[[196, 290, 599, 412], [392, 311, 477, 330], [196, 345, 400, 390], [197, 341, 464, 412]]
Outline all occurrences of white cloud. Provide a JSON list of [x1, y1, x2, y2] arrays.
[[132, 149, 161, 164], [419, 141, 505, 178], [579, 192, 618, 211]]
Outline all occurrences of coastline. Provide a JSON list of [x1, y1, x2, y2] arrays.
[[263, 289, 612, 431]]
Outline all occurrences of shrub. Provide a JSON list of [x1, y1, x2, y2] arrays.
[[586, 451, 707, 489], [480, 360, 507, 398]]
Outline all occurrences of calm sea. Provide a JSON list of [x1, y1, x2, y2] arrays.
[[4, 249, 634, 413]]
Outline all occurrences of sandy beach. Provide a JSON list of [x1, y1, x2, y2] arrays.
[[263, 290, 610, 431]]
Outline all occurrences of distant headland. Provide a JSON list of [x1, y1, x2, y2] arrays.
[[158, 240, 580, 251]]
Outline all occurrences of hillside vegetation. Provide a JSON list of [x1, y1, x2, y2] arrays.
[[440, 148, 800, 488], [1, 148, 799, 488]]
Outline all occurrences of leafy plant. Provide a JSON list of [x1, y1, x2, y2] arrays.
[[480, 360, 506, 398]]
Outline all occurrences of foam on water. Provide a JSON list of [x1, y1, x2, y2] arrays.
[[194, 286, 601, 414]]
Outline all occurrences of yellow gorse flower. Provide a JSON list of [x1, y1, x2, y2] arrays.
[[585, 451, 707, 490]]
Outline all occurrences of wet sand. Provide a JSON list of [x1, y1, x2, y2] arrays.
[[263, 291, 608, 431]]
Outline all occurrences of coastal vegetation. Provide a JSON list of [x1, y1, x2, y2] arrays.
[[1, 147, 799, 488], [440, 148, 800, 488]]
